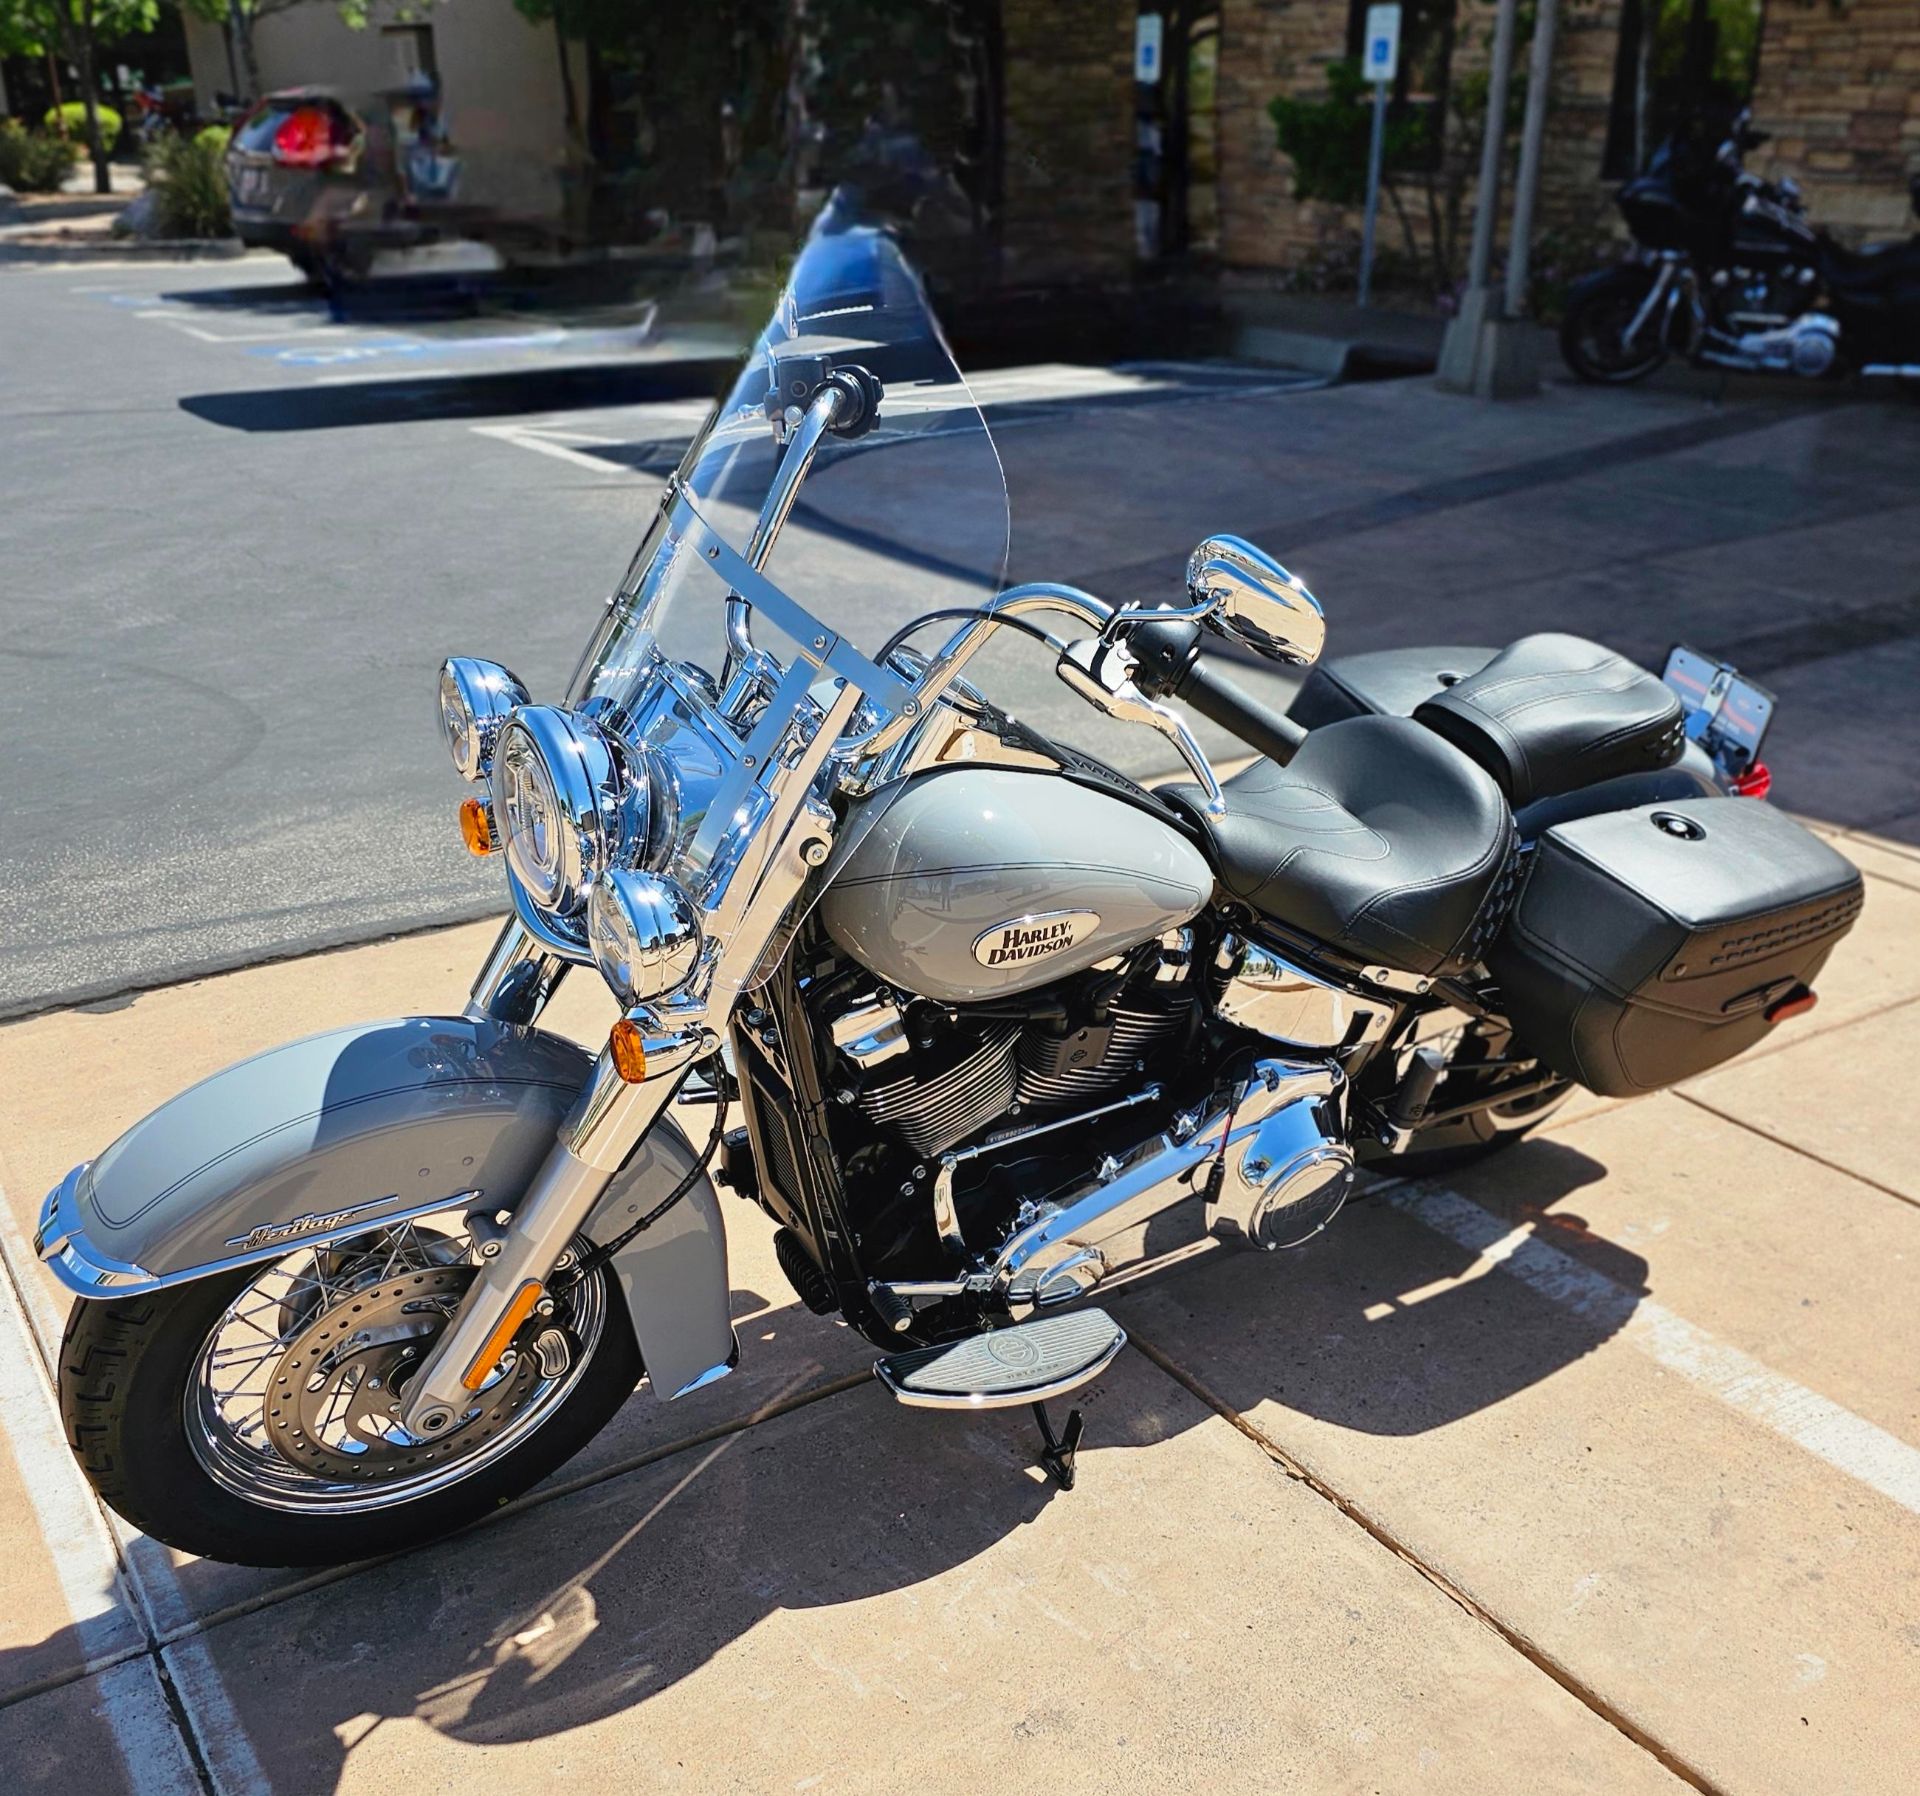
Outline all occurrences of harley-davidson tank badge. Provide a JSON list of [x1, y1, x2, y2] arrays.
[[972, 909, 1101, 968]]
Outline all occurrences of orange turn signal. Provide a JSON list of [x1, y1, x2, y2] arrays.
[[609, 1018, 649, 1083], [458, 797, 496, 857], [460, 1279, 545, 1391]]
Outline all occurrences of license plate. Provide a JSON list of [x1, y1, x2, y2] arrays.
[[235, 165, 270, 206], [1662, 644, 1775, 776]]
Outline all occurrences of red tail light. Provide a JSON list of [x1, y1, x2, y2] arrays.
[[1731, 760, 1772, 799], [1764, 985, 1818, 1023], [272, 105, 350, 169]]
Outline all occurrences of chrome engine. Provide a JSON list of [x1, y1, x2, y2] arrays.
[[833, 931, 1197, 1159], [1702, 311, 1841, 377], [815, 930, 1355, 1309]]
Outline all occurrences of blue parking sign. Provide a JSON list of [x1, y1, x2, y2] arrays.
[[1364, 4, 1401, 85]]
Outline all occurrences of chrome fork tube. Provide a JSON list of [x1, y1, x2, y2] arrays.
[[465, 918, 571, 1027], [1622, 259, 1676, 348], [404, 675, 859, 1433], [397, 1023, 709, 1436]]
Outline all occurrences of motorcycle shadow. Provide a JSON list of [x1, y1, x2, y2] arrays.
[[1120, 1135, 1646, 1438], [1, 1146, 1645, 1788]]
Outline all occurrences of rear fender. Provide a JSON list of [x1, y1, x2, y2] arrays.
[[35, 1015, 735, 1400]]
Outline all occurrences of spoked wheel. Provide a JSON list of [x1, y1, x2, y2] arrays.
[[61, 1214, 639, 1566], [1560, 270, 1671, 385]]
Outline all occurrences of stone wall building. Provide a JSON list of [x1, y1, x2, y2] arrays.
[[1156, 0, 1919, 289], [175, 1, 1918, 296], [1750, 0, 1920, 240]]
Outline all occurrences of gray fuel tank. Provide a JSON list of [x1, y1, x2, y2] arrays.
[[819, 767, 1213, 1003]]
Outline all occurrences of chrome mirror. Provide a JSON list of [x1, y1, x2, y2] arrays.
[[1184, 534, 1325, 667]]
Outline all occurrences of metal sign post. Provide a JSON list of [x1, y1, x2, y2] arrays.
[[1357, 4, 1401, 309]]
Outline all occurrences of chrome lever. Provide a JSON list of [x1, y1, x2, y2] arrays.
[[1055, 639, 1225, 815]]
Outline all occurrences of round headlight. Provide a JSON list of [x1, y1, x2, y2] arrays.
[[588, 870, 703, 1006], [438, 657, 529, 782], [489, 706, 653, 918]]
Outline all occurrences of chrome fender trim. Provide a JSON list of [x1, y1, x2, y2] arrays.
[[35, 1014, 736, 1401]]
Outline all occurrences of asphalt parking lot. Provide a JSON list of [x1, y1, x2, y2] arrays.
[[0, 255, 1316, 1017], [2, 251, 1919, 1793], [6, 255, 1918, 1019]]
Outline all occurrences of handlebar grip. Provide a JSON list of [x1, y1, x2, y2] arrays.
[[1127, 618, 1307, 768]]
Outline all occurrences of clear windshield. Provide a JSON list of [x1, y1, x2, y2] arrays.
[[574, 198, 1010, 718]]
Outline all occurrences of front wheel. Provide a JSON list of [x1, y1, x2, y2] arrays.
[[1560, 269, 1671, 384], [59, 1219, 639, 1567]]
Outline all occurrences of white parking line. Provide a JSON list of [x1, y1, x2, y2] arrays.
[[471, 421, 635, 474], [133, 311, 382, 346], [0, 1255, 199, 1793], [0, 1193, 268, 1793], [1394, 1185, 1920, 1517]]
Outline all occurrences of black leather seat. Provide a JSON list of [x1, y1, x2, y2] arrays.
[[1164, 715, 1514, 977], [1819, 233, 1920, 296], [1411, 633, 1685, 808]]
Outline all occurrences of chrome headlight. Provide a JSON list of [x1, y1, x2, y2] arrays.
[[488, 706, 656, 917], [588, 870, 703, 1005], [438, 657, 529, 782]]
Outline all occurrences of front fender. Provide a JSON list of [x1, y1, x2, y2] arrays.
[[1566, 262, 1652, 309], [35, 1014, 735, 1401]]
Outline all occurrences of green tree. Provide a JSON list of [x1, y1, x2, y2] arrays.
[[0, 0, 157, 193]]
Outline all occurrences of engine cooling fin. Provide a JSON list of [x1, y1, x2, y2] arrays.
[[1015, 1002, 1183, 1107], [853, 1023, 1019, 1159]]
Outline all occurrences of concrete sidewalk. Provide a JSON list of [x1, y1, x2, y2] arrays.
[[0, 810, 1916, 1793]]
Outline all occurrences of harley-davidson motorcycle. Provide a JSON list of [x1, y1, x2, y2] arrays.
[[1561, 109, 1920, 384], [42, 212, 1865, 1567]]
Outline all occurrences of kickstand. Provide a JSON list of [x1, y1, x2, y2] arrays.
[[1031, 1401, 1085, 1491]]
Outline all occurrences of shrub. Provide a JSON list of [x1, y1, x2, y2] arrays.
[[0, 120, 80, 194], [44, 102, 123, 156], [1268, 61, 1430, 211], [146, 131, 233, 239]]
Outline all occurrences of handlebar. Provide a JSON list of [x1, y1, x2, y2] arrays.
[[1125, 618, 1306, 768]]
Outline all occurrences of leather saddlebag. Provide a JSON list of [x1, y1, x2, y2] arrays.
[[1486, 798, 1864, 1097]]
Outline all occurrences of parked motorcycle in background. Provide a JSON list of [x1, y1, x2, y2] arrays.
[[1562, 109, 1920, 384], [40, 201, 1865, 1568]]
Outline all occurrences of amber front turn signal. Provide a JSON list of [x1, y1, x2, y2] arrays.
[[609, 1018, 649, 1083], [458, 796, 496, 857], [460, 1279, 545, 1391]]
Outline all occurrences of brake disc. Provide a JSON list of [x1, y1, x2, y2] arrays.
[[262, 1264, 546, 1482]]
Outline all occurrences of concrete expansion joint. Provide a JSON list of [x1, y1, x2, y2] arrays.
[[1122, 1332, 1732, 1796], [1675, 1067, 1920, 1216]]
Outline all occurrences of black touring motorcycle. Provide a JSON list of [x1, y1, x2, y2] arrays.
[[1563, 109, 1920, 384]]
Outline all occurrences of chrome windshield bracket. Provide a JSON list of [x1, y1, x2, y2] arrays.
[[724, 381, 849, 683]]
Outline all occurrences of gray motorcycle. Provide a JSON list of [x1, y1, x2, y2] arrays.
[[40, 216, 1865, 1567]]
